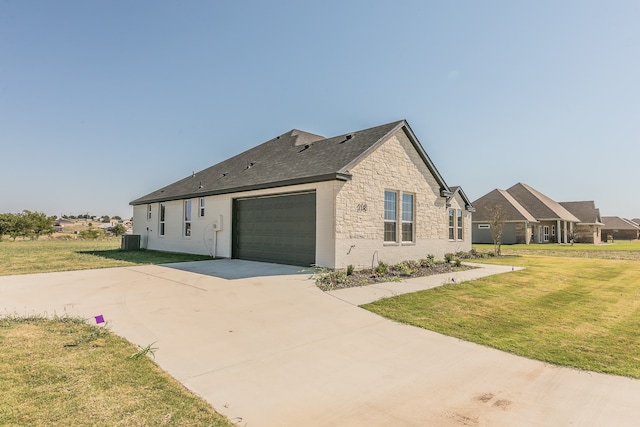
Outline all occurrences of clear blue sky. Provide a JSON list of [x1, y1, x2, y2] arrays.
[[2, 1, 639, 219]]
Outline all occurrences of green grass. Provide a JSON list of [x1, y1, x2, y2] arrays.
[[0, 316, 233, 426], [363, 253, 640, 378], [0, 239, 213, 276], [474, 241, 640, 260]]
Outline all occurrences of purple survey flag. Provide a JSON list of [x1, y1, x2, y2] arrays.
[[95, 315, 105, 324]]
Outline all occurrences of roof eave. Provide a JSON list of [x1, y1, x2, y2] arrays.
[[130, 173, 351, 205]]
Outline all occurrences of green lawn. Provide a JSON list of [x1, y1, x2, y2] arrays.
[[0, 316, 233, 426], [0, 239, 212, 276], [363, 251, 640, 378], [474, 241, 640, 260]]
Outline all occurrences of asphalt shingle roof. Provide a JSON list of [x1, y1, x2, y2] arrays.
[[601, 216, 640, 230], [472, 189, 538, 222], [559, 201, 602, 224], [506, 183, 580, 222], [130, 120, 461, 206]]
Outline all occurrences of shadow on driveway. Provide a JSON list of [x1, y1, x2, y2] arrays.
[[160, 259, 316, 280]]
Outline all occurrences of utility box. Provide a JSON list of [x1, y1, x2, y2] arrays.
[[121, 234, 141, 250]]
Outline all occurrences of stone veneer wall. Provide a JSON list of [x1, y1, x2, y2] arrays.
[[332, 129, 471, 269]]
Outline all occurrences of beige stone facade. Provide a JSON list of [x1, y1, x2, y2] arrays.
[[332, 130, 472, 269]]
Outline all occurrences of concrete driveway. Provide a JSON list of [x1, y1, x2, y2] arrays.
[[2, 260, 640, 426]]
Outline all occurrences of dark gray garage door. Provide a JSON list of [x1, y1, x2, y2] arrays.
[[232, 192, 316, 266]]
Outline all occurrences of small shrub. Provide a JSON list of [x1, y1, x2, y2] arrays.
[[332, 270, 348, 285], [373, 261, 388, 277], [420, 255, 436, 268], [312, 268, 349, 291], [454, 258, 462, 267], [444, 253, 454, 263], [346, 264, 354, 276], [78, 228, 105, 240], [395, 260, 418, 276]]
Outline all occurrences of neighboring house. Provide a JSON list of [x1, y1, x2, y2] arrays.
[[54, 218, 75, 227], [472, 183, 581, 244], [631, 218, 640, 226], [471, 189, 538, 244], [601, 217, 640, 241], [559, 201, 603, 244], [130, 120, 474, 268]]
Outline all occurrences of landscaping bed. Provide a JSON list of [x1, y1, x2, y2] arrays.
[[314, 250, 491, 291]]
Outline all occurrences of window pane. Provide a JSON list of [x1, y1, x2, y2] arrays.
[[160, 204, 165, 221], [384, 191, 396, 221], [402, 194, 413, 221], [402, 223, 413, 242], [448, 209, 455, 239], [184, 222, 191, 237], [184, 200, 192, 221], [384, 222, 397, 242]]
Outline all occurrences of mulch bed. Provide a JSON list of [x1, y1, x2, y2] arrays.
[[314, 262, 472, 291]]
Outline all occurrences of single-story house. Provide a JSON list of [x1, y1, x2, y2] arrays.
[[54, 218, 75, 227], [472, 183, 581, 244], [470, 188, 538, 244], [559, 201, 603, 244], [130, 120, 474, 268], [631, 218, 640, 226], [601, 217, 640, 241]]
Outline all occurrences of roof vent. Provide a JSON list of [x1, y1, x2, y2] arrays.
[[299, 144, 310, 153], [245, 161, 256, 169], [192, 171, 196, 178], [340, 134, 353, 143], [198, 181, 203, 189]]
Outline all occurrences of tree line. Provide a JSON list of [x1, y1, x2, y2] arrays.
[[0, 211, 56, 241]]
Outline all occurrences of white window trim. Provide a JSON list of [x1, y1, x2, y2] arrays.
[[401, 193, 415, 244], [198, 197, 205, 218], [448, 208, 455, 241], [384, 190, 398, 244], [184, 200, 192, 238], [457, 209, 464, 241], [158, 202, 166, 237]]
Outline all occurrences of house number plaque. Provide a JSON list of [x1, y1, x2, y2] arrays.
[[356, 203, 368, 212]]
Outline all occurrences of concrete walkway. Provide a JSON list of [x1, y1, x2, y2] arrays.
[[2, 260, 640, 426]]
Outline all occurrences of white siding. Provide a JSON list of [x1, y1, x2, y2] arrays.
[[132, 181, 337, 266]]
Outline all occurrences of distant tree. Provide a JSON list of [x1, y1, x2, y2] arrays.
[[23, 210, 55, 239], [489, 206, 506, 256], [113, 215, 122, 221], [110, 224, 127, 237], [100, 215, 110, 223], [0, 213, 16, 241], [6, 212, 31, 241]]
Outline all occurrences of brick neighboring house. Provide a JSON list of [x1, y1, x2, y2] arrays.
[[601, 217, 640, 241], [472, 183, 582, 244], [130, 120, 474, 268], [559, 201, 603, 244]]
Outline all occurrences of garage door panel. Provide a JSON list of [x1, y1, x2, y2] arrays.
[[233, 192, 316, 266]]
